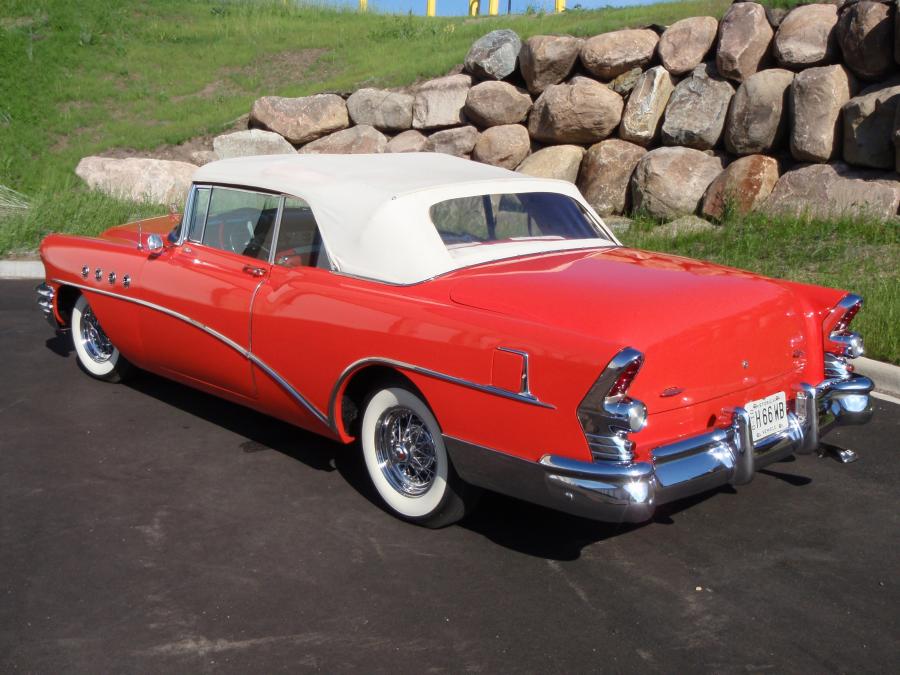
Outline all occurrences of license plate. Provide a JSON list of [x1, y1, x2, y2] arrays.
[[746, 391, 789, 443]]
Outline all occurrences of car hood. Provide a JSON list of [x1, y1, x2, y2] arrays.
[[447, 247, 809, 412]]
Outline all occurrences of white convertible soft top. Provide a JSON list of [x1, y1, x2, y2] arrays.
[[193, 153, 616, 284]]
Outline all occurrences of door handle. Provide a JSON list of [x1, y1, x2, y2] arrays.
[[242, 265, 266, 277]]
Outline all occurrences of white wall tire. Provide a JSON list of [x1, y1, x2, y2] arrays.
[[71, 295, 131, 382], [360, 386, 476, 528]]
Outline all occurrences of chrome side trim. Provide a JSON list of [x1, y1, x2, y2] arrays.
[[51, 278, 329, 426], [328, 356, 555, 431], [248, 354, 329, 426]]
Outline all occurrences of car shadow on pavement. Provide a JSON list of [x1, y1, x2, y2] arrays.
[[114, 367, 817, 562], [45, 333, 73, 358], [459, 484, 735, 560], [124, 370, 342, 474]]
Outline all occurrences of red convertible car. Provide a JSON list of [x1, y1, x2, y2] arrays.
[[37, 153, 874, 527]]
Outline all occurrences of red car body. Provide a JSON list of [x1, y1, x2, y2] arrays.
[[36, 155, 874, 524]]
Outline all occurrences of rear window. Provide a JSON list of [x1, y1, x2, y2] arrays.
[[429, 192, 604, 248]]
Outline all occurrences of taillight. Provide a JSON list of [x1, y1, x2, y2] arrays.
[[823, 294, 864, 359], [578, 347, 647, 463], [606, 357, 642, 402]]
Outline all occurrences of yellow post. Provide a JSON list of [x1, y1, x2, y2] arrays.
[[488, 0, 498, 15], [426, 0, 436, 17], [359, 0, 367, 11], [555, 0, 566, 12], [469, 0, 479, 16]]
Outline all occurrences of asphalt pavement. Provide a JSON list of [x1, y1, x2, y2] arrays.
[[1, 279, 898, 673]]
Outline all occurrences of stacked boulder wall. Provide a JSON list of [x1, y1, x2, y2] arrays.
[[661, 63, 735, 150], [578, 139, 647, 215], [842, 79, 900, 169], [702, 154, 780, 220], [724, 69, 794, 155], [528, 79, 624, 144], [789, 64, 855, 162], [75, 157, 197, 205], [716, 3, 774, 82], [516, 145, 585, 182], [765, 162, 900, 220], [250, 94, 349, 144], [630, 147, 725, 219]]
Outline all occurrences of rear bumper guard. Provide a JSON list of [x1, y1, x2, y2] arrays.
[[537, 374, 874, 523]]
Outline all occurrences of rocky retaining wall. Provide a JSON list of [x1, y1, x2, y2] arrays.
[[78, 1, 900, 221]]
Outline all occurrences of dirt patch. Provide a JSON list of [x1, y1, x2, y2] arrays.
[[237, 48, 332, 91]]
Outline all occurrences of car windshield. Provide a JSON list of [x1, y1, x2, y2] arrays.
[[429, 192, 605, 249]]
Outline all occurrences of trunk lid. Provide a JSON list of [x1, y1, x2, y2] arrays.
[[446, 247, 808, 413]]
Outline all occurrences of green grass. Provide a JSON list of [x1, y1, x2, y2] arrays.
[[0, 0, 730, 251], [1, 0, 897, 361], [619, 214, 900, 364]]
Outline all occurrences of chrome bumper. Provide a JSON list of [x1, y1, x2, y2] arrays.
[[445, 374, 874, 524], [35, 282, 60, 329]]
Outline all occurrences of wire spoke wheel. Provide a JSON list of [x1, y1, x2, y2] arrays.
[[79, 305, 114, 363], [375, 406, 437, 497]]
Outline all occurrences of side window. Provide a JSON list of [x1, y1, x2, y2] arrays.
[[201, 187, 280, 260], [274, 197, 329, 269], [187, 187, 211, 242]]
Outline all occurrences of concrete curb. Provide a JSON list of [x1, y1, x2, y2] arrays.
[[0, 260, 44, 279], [854, 357, 900, 399]]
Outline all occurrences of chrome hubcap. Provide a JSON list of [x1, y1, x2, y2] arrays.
[[80, 305, 113, 363], [375, 407, 437, 497]]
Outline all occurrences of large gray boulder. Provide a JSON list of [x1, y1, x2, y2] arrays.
[[250, 94, 349, 144], [527, 79, 623, 144], [519, 35, 582, 94], [386, 130, 427, 153], [619, 66, 675, 146], [630, 147, 724, 219], [790, 64, 855, 162], [412, 74, 472, 130], [843, 80, 900, 169], [837, 1, 896, 81], [298, 125, 387, 154], [464, 30, 522, 81], [658, 16, 719, 75], [346, 88, 414, 132], [424, 126, 480, 157], [472, 124, 531, 169], [661, 63, 735, 150], [765, 162, 900, 219], [773, 4, 839, 69], [724, 68, 794, 155], [578, 139, 647, 215], [516, 145, 585, 183], [717, 3, 774, 82], [464, 81, 533, 128], [75, 157, 196, 205], [701, 154, 780, 219], [212, 129, 295, 159], [580, 29, 659, 80]]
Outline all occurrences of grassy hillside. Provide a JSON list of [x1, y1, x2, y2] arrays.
[[1, 0, 897, 362], [0, 0, 731, 196]]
